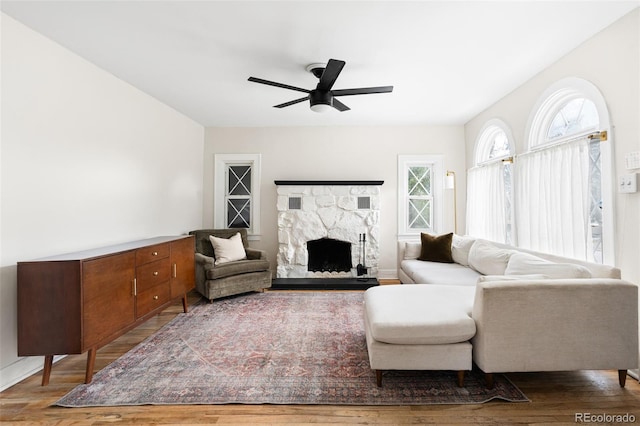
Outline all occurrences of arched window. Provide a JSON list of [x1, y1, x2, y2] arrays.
[[546, 98, 598, 141], [519, 78, 613, 264], [467, 120, 514, 244], [474, 123, 513, 164]]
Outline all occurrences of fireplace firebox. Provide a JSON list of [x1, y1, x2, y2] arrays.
[[307, 238, 352, 273]]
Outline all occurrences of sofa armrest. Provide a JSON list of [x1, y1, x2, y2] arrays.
[[471, 278, 639, 373], [246, 248, 267, 260]]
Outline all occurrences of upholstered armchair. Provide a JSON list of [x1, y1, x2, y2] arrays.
[[189, 229, 272, 302]]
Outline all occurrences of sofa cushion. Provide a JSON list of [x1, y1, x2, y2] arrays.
[[205, 258, 270, 280], [468, 240, 513, 275], [418, 232, 454, 263], [505, 252, 592, 278], [452, 235, 476, 266], [209, 233, 246, 265], [477, 274, 548, 283], [364, 285, 476, 345], [401, 260, 482, 286]]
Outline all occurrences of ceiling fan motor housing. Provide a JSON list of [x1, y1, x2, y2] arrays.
[[309, 90, 332, 109]]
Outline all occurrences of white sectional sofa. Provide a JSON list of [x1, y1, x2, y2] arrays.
[[364, 235, 638, 387]]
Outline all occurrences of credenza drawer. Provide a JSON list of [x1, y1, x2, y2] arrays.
[[136, 283, 171, 318], [136, 258, 171, 293], [136, 243, 170, 265]]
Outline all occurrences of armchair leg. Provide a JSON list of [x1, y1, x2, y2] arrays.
[[457, 370, 465, 387]]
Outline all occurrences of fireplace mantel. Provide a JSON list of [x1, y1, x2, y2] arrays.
[[274, 180, 384, 186]]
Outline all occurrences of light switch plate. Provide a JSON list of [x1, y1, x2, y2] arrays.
[[619, 173, 638, 193]]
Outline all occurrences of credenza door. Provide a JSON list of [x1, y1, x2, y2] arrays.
[[82, 252, 136, 350], [170, 236, 195, 299]]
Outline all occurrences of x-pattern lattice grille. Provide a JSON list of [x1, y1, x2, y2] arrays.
[[408, 167, 431, 196], [589, 140, 603, 263], [228, 166, 251, 196], [407, 166, 432, 230], [227, 199, 250, 228]]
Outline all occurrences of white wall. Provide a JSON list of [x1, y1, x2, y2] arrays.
[[204, 126, 466, 278], [464, 9, 640, 378], [0, 14, 205, 390], [464, 8, 640, 285]]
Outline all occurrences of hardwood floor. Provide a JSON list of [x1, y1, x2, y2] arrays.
[[2, 286, 638, 425]]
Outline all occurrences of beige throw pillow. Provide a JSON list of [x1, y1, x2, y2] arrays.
[[505, 252, 592, 279], [467, 240, 513, 275], [451, 234, 476, 266], [209, 233, 247, 265], [403, 241, 422, 260]]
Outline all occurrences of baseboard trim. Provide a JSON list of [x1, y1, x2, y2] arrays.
[[0, 355, 65, 392], [376, 269, 397, 280]]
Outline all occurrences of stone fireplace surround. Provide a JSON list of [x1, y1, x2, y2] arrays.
[[275, 180, 382, 279]]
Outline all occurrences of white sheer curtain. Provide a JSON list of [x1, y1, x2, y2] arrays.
[[514, 138, 592, 260], [466, 162, 506, 243]]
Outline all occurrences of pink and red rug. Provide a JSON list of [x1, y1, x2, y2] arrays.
[[56, 292, 528, 406]]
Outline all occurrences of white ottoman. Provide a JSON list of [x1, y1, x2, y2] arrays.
[[364, 284, 477, 387]]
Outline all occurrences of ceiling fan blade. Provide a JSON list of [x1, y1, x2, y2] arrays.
[[332, 86, 394, 97], [317, 59, 346, 91], [332, 98, 350, 112], [274, 96, 309, 108], [248, 77, 310, 94]]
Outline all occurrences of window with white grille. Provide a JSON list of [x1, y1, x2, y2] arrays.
[[214, 154, 261, 238], [398, 155, 443, 237]]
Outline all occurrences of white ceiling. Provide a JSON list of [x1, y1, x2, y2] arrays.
[[2, 1, 638, 127]]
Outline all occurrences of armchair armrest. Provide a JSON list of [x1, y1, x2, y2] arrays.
[[195, 252, 216, 267], [246, 248, 267, 260]]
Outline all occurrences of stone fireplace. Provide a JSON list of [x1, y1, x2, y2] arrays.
[[275, 180, 382, 279]]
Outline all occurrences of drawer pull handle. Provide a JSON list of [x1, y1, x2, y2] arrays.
[[172, 263, 177, 278], [133, 278, 137, 296], [152, 251, 158, 256], [153, 295, 159, 300], [153, 271, 159, 276]]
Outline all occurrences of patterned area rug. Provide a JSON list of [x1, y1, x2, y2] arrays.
[[56, 292, 528, 406]]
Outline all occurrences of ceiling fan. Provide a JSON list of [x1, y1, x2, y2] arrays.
[[248, 59, 393, 113]]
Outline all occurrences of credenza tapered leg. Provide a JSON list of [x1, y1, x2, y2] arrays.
[[41, 355, 53, 386], [182, 294, 189, 313], [85, 348, 97, 384]]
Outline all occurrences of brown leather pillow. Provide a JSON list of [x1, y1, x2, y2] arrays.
[[418, 232, 454, 263]]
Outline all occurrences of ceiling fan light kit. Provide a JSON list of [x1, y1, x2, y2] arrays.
[[248, 59, 393, 113]]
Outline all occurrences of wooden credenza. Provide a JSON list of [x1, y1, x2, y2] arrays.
[[17, 235, 195, 385]]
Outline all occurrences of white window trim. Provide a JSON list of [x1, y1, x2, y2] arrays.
[[214, 154, 261, 240], [397, 155, 444, 239], [525, 77, 614, 265], [473, 118, 515, 165]]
